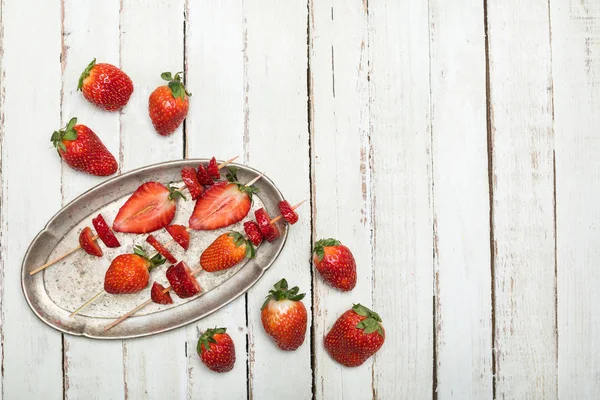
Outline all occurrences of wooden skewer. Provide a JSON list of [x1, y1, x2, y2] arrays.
[[104, 200, 306, 331], [30, 157, 239, 276]]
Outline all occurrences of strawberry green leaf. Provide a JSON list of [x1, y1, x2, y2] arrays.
[[226, 166, 239, 183], [161, 72, 173, 81], [66, 117, 77, 131], [197, 327, 227, 353], [62, 130, 78, 141], [262, 279, 305, 309], [167, 185, 187, 201], [77, 59, 96, 91], [313, 238, 341, 261]]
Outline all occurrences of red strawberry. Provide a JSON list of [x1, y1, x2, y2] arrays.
[[92, 214, 121, 248], [166, 261, 201, 298], [261, 279, 307, 351], [104, 246, 165, 294], [150, 282, 173, 304], [77, 59, 133, 111], [79, 227, 103, 257], [255, 208, 280, 243], [181, 167, 204, 200], [200, 232, 255, 272], [278, 200, 298, 225], [113, 182, 185, 234], [197, 327, 236, 373], [243, 221, 263, 246], [51, 118, 118, 176], [148, 72, 190, 136], [146, 234, 177, 264], [166, 225, 190, 250], [196, 164, 214, 186], [324, 304, 385, 367], [207, 157, 220, 180], [313, 238, 357, 291]]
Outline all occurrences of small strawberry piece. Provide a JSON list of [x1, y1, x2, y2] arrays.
[[313, 238, 357, 291], [196, 164, 214, 186], [51, 118, 118, 176], [77, 59, 134, 111], [166, 261, 202, 298], [200, 232, 255, 272], [146, 234, 177, 264], [166, 225, 190, 250], [278, 200, 299, 225], [113, 182, 185, 234], [255, 208, 279, 243], [104, 246, 166, 294], [207, 157, 220, 180], [243, 221, 263, 247], [197, 328, 236, 373], [261, 279, 307, 351], [324, 304, 385, 367], [92, 214, 121, 248], [149, 72, 190, 136], [150, 282, 174, 305], [181, 167, 204, 200], [79, 227, 103, 257]]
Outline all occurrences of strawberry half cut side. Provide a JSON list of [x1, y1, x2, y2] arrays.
[[79, 227, 103, 257], [151, 281, 174, 304], [92, 213, 121, 248], [181, 167, 204, 200], [278, 200, 299, 225], [146, 234, 177, 264], [166, 261, 202, 298], [244, 221, 263, 246], [166, 224, 190, 250]]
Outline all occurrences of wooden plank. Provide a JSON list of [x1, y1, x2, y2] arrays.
[[59, 1, 125, 398], [243, 1, 312, 398], [368, 0, 434, 398], [184, 1, 248, 398], [486, 0, 557, 398], [429, 0, 493, 398], [550, 0, 600, 397], [119, 0, 187, 398], [309, 1, 374, 399], [0, 0, 64, 398]]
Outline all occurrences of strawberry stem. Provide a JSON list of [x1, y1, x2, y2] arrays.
[[133, 245, 166, 270], [50, 117, 79, 153], [161, 71, 191, 100], [261, 278, 305, 310]]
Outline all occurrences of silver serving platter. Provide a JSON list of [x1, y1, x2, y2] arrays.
[[21, 159, 288, 339]]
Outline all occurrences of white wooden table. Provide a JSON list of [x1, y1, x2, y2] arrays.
[[1, 0, 598, 398]]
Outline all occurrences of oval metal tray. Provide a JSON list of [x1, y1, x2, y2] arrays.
[[21, 159, 288, 339]]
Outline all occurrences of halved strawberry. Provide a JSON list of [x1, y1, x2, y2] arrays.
[[146, 234, 177, 264], [181, 167, 204, 200], [166, 224, 190, 250], [244, 221, 263, 246], [113, 182, 185, 234], [207, 157, 220, 179], [197, 164, 214, 186], [166, 261, 202, 298], [255, 208, 280, 242], [92, 214, 121, 248], [278, 200, 298, 225], [151, 282, 174, 304], [79, 227, 103, 257]]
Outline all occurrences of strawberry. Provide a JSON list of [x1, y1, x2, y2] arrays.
[[181, 167, 204, 200], [196, 164, 214, 186], [255, 208, 280, 243], [104, 246, 165, 294], [261, 279, 307, 351], [51, 118, 118, 176], [200, 232, 255, 272], [324, 304, 385, 367], [148, 72, 190, 136], [197, 327, 236, 373], [150, 282, 173, 304], [113, 182, 185, 234], [166, 261, 202, 298], [146, 234, 177, 264], [77, 59, 133, 111], [79, 227, 103, 257], [243, 221, 263, 246], [313, 238, 357, 291], [207, 157, 220, 180], [92, 214, 121, 248], [278, 200, 298, 225], [166, 225, 190, 250]]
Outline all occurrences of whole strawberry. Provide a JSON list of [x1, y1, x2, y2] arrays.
[[197, 327, 236, 373], [104, 246, 165, 294], [200, 232, 255, 272], [313, 238, 357, 291], [324, 304, 385, 367], [148, 72, 191, 136], [77, 59, 133, 111], [261, 279, 307, 351], [51, 117, 118, 176]]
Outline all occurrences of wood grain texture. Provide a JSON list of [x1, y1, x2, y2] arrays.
[[429, 0, 493, 398], [486, 0, 557, 398], [243, 0, 312, 398], [309, 1, 374, 399], [368, 1, 434, 398], [0, 0, 64, 398], [550, 0, 600, 397]]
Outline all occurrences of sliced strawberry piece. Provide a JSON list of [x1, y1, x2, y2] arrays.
[[146, 234, 177, 264], [244, 221, 263, 246], [79, 227, 103, 257], [113, 182, 184, 234], [278, 200, 299, 225], [255, 208, 280, 242], [207, 157, 220, 179], [166, 261, 202, 298], [189, 182, 253, 230], [151, 282, 174, 304], [181, 167, 204, 200], [166, 224, 190, 250], [197, 164, 214, 186], [92, 214, 121, 248]]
